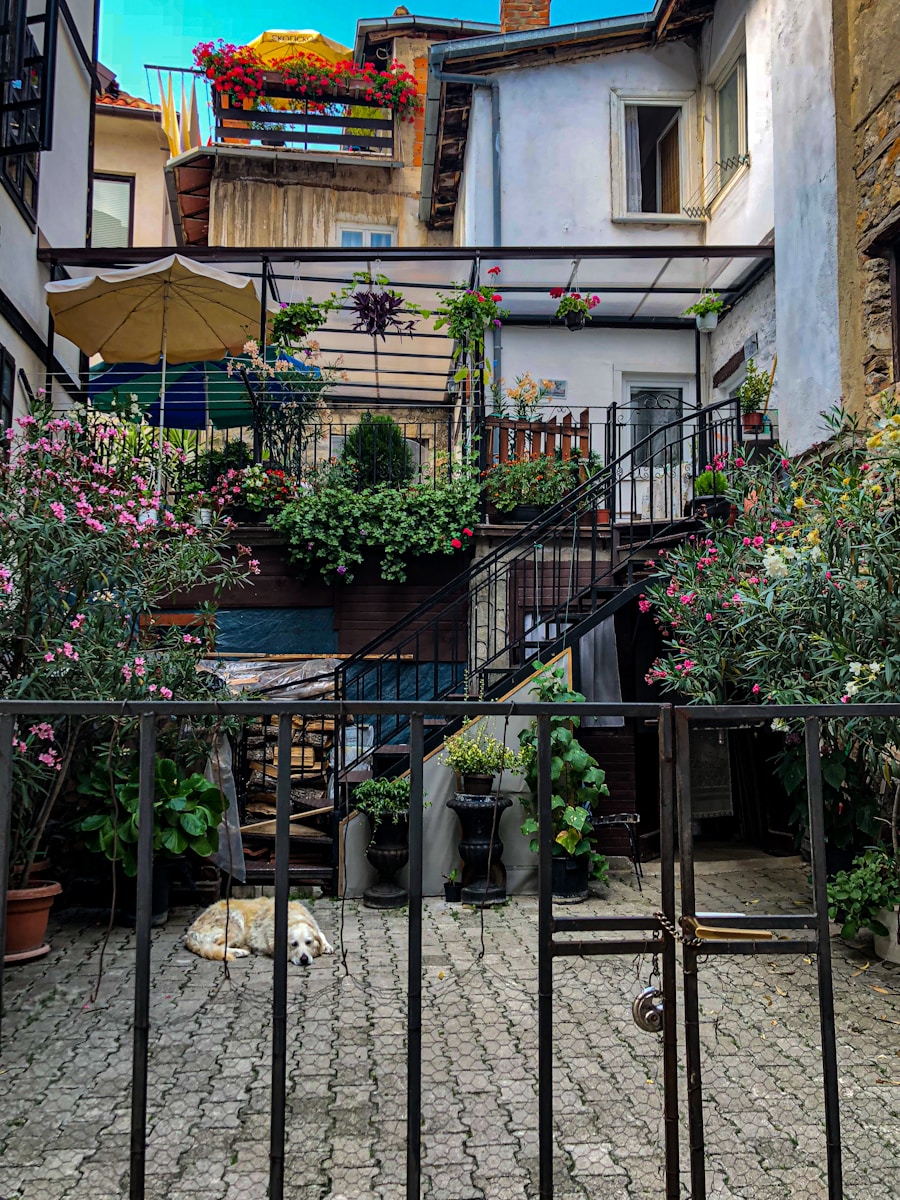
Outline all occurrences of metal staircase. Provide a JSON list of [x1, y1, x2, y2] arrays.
[[334, 396, 742, 783]]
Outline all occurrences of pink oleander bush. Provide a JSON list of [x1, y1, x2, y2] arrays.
[[0, 396, 257, 880]]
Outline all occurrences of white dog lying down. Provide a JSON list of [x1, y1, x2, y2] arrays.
[[184, 897, 334, 966]]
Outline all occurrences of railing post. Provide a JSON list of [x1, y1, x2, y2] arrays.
[[406, 714, 425, 1199], [537, 712, 554, 1199], [268, 714, 293, 1200], [0, 714, 14, 1054], [129, 713, 158, 1200]]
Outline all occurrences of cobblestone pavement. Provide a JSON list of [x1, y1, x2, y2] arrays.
[[1, 857, 899, 1199]]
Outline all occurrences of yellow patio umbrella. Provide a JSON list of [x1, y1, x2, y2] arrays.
[[245, 30, 351, 66], [46, 254, 273, 482]]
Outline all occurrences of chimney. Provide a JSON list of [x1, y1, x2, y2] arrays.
[[500, 0, 551, 34]]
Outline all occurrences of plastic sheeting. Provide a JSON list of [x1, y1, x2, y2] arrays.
[[578, 616, 625, 727], [200, 656, 340, 701], [214, 608, 337, 655], [205, 733, 246, 882]]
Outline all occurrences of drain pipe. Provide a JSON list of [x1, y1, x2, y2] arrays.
[[424, 54, 502, 383]]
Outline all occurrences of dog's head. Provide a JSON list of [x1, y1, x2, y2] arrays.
[[288, 919, 326, 967]]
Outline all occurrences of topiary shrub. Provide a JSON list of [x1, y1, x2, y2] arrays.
[[340, 412, 414, 488]]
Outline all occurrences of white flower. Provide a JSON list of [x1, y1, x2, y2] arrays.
[[848, 662, 864, 676], [868, 661, 882, 674], [763, 549, 789, 580], [845, 680, 859, 698], [772, 718, 791, 733]]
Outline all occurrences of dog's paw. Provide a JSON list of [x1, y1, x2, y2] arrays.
[[321, 940, 335, 956], [228, 947, 251, 959]]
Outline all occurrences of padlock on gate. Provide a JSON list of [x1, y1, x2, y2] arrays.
[[632, 986, 664, 1033]]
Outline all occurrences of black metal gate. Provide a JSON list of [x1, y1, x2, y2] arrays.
[[537, 703, 845, 1200], [0, 699, 854, 1199]]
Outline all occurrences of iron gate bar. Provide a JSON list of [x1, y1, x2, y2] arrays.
[[674, 706, 706, 1200], [695, 912, 819, 928], [689, 940, 818, 956], [551, 938, 664, 957], [0, 715, 14, 1054], [268, 716, 292, 1200], [129, 714, 157, 1200], [658, 705, 680, 1200], [804, 716, 843, 1200], [537, 713, 554, 1200], [407, 714, 425, 1200], [553, 915, 660, 930]]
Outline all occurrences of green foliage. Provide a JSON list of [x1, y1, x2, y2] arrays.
[[483, 454, 595, 513], [269, 466, 480, 583], [435, 271, 508, 384], [439, 721, 524, 776], [827, 849, 900, 940], [517, 663, 610, 878], [693, 469, 729, 497], [79, 756, 225, 876], [339, 413, 415, 488], [643, 399, 900, 849], [552, 293, 600, 322], [353, 777, 410, 831], [737, 358, 772, 416], [271, 298, 337, 346], [682, 292, 725, 318]]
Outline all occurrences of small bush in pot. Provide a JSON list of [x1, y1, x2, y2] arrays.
[[352, 777, 411, 838], [440, 722, 523, 793], [737, 358, 772, 430], [354, 777, 411, 910], [827, 848, 900, 952], [517, 663, 610, 897]]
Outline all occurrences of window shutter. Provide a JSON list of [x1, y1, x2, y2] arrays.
[[92, 177, 132, 247]]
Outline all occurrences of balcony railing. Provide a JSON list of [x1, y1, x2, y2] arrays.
[[214, 72, 395, 156]]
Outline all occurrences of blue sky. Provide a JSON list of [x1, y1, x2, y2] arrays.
[[99, 1, 645, 100]]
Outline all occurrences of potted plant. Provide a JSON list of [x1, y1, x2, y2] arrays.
[[443, 867, 463, 903], [517, 663, 610, 902], [737, 358, 771, 433], [482, 454, 586, 523], [340, 271, 430, 342], [353, 777, 411, 909], [270, 296, 337, 347], [828, 848, 900, 964], [686, 468, 732, 522], [550, 289, 600, 331], [435, 268, 508, 388], [79, 756, 226, 927], [339, 412, 415, 489], [439, 720, 522, 794], [683, 292, 725, 332]]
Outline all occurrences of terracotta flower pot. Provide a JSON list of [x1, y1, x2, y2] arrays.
[[4, 880, 62, 964], [742, 411, 764, 432]]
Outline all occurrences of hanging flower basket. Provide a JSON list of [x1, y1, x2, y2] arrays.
[[550, 289, 600, 331]]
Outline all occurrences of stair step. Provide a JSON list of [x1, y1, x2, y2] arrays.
[[372, 744, 410, 757]]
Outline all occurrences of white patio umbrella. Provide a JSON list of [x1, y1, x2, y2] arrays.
[[46, 254, 271, 482]]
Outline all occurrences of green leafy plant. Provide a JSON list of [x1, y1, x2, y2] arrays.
[[491, 372, 557, 420], [79, 757, 226, 876], [549, 290, 600, 323], [737, 358, 772, 416], [693, 469, 729, 497], [482, 454, 593, 513], [435, 268, 508, 385], [339, 412, 415, 488], [270, 465, 480, 583], [827, 849, 900, 939], [353, 777, 411, 832], [439, 721, 523, 777], [682, 292, 725, 318], [517, 663, 610, 880], [271, 298, 337, 346]]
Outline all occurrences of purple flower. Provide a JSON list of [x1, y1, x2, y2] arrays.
[[337, 565, 347, 576], [493, 318, 501, 327]]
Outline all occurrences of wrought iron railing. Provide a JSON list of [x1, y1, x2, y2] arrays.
[[214, 73, 395, 155], [335, 396, 747, 767]]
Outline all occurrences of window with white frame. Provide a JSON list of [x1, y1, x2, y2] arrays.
[[91, 175, 134, 247], [611, 93, 695, 219], [715, 54, 747, 193], [339, 226, 395, 248]]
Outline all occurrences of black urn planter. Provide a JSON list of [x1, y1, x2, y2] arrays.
[[363, 814, 409, 909], [447, 792, 513, 905], [228, 504, 262, 525], [552, 856, 590, 903], [685, 496, 732, 523], [564, 310, 586, 331], [117, 858, 170, 927], [510, 504, 548, 524]]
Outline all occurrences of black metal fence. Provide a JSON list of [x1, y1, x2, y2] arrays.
[[0, 698, 859, 1200]]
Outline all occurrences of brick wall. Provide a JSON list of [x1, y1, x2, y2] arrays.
[[500, 0, 551, 34]]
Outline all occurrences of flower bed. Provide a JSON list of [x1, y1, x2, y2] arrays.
[[192, 40, 420, 121]]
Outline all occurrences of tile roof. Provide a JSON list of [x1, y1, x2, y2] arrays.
[[96, 89, 159, 112]]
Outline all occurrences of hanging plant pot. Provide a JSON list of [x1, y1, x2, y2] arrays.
[[742, 411, 764, 432], [564, 310, 586, 332], [696, 312, 719, 332], [4, 880, 62, 964], [551, 857, 589, 903]]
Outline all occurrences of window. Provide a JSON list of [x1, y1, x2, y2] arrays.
[[1, 27, 41, 223], [627, 386, 683, 467], [339, 227, 395, 249], [1, 345, 15, 434], [91, 174, 134, 247], [612, 92, 695, 220], [715, 56, 747, 192]]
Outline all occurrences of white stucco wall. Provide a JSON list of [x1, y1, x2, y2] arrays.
[[0, 0, 93, 413], [462, 42, 707, 247], [497, 325, 697, 429], [703, 0, 775, 246], [769, 0, 841, 452]]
